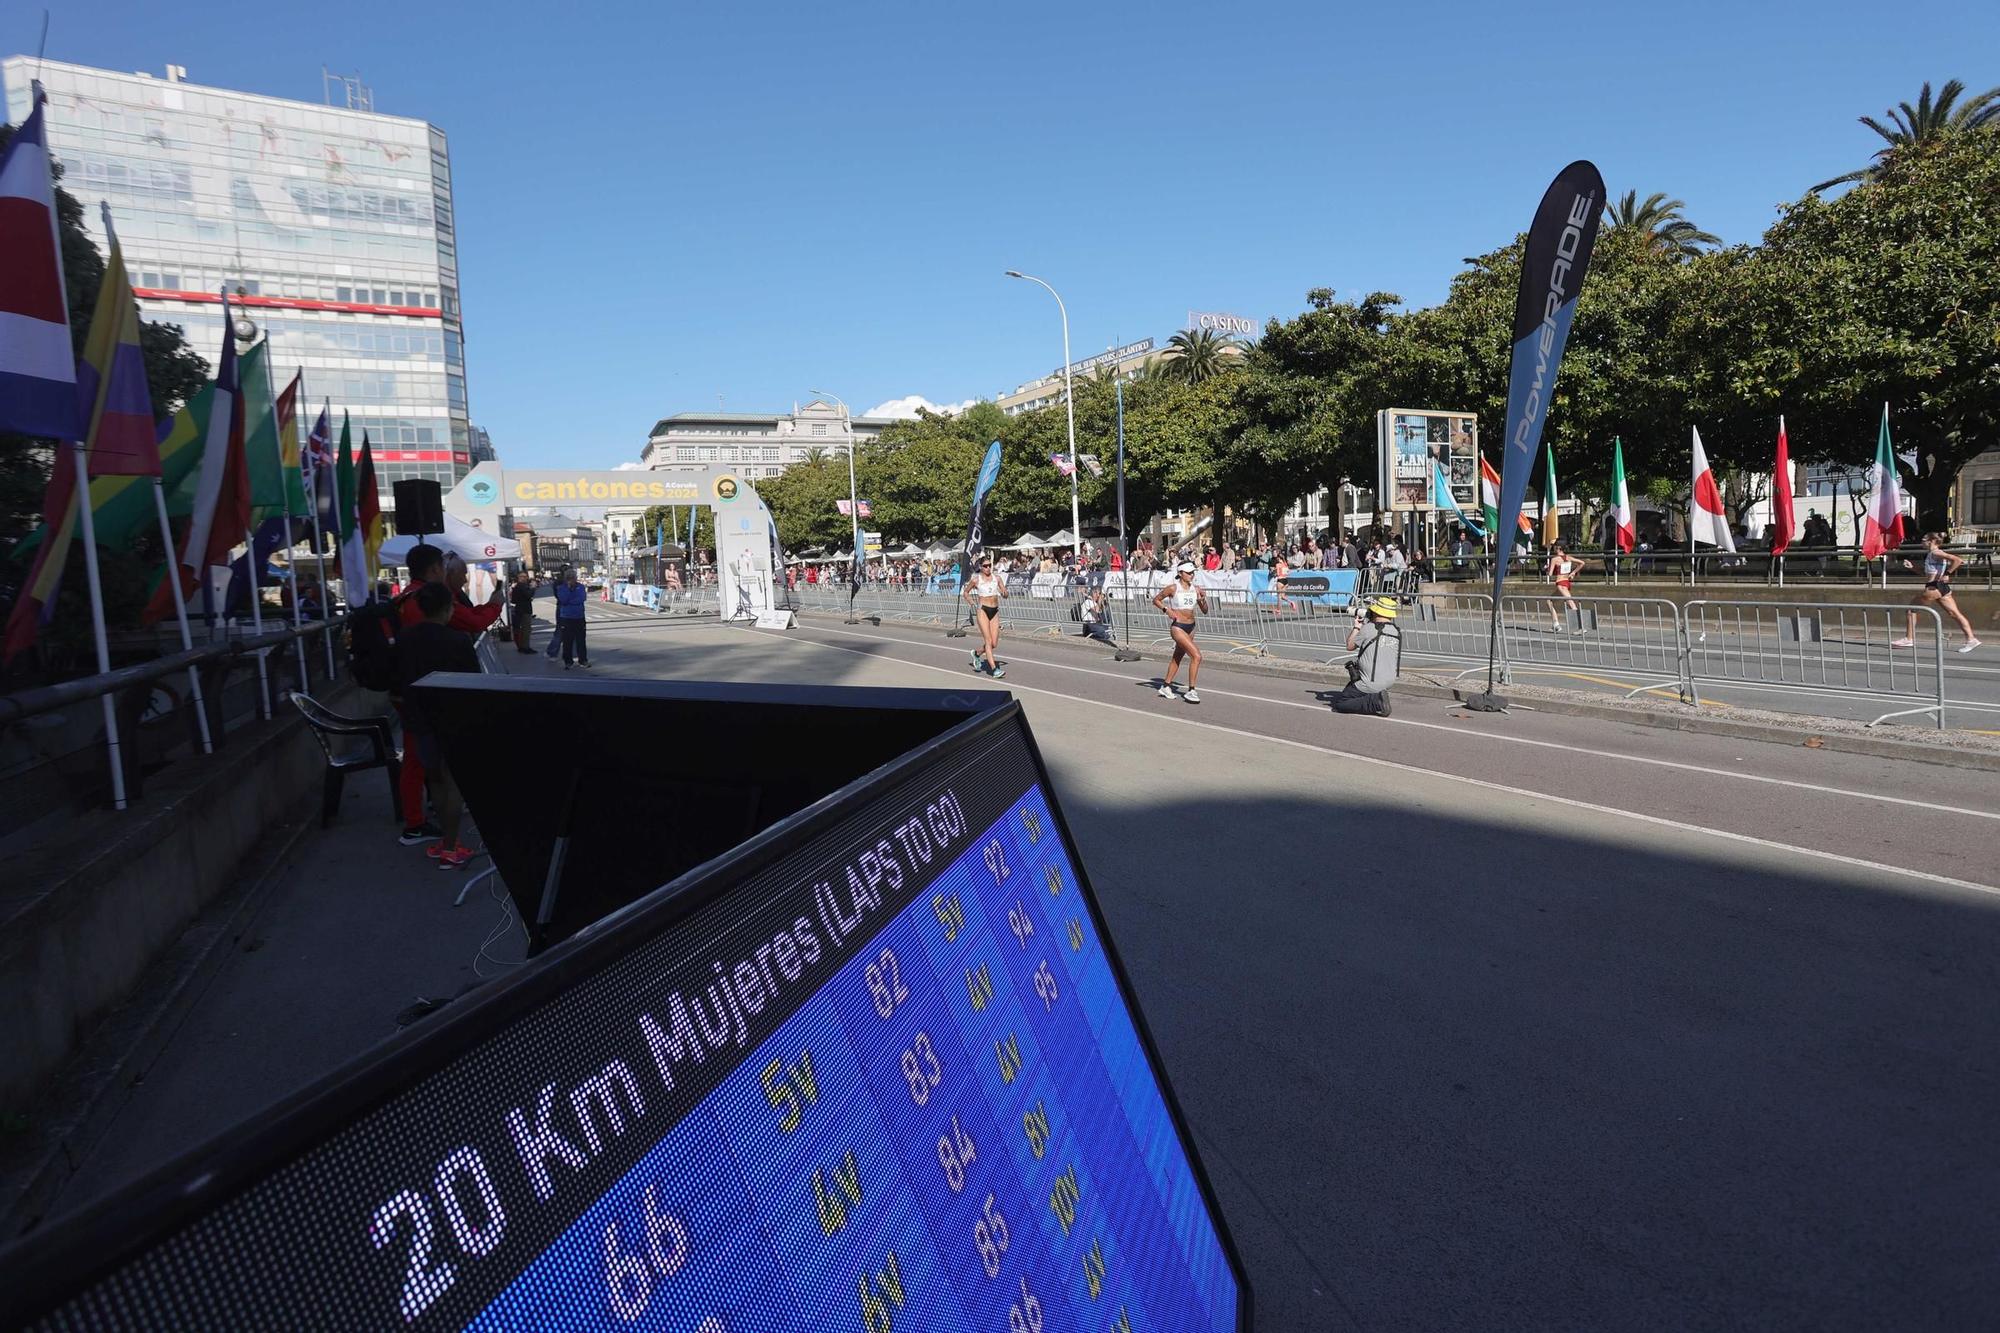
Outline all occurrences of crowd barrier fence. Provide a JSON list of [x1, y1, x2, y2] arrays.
[[781, 583, 1962, 728]]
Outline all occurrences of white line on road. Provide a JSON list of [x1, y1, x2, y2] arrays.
[[775, 623, 2000, 824], [757, 625, 2000, 898]]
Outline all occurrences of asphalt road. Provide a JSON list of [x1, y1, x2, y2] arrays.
[[566, 605, 2000, 1330], [39, 603, 1999, 1331]]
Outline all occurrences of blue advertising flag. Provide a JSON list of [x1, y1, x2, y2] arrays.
[[1491, 160, 1603, 605], [1470, 160, 1604, 704]]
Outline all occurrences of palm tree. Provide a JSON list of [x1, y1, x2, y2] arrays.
[[1812, 79, 2000, 192], [800, 446, 829, 466], [1602, 190, 1720, 257], [1155, 328, 1239, 384]]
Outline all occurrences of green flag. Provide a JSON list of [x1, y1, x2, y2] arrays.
[[1541, 442, 1560, 546], [335, 412, 358, 539], [241, 340, 286, 520]]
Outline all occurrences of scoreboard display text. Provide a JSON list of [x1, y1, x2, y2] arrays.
[[14, 713, 1245, 1331]]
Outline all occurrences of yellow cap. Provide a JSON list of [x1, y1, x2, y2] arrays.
[[1367, 596, 1399, 619]]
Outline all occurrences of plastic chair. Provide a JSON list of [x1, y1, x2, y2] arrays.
[[288, 692, 401, 827]]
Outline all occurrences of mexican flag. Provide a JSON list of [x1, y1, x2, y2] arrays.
[[1860, 403, 1906, 559], [1608, 436, 1635, 552], [1480, 453, 1534, 542]]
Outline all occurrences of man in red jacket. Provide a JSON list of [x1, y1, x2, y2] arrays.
[[393, 544, 503, 843]]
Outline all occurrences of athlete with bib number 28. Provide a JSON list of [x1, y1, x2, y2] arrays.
[[1152, 561, 1208, 703]]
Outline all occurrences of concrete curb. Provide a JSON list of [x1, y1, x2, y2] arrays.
[[796, 611, 2000, 775]]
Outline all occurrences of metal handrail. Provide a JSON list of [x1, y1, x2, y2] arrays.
[[0, 618, 342, 727]]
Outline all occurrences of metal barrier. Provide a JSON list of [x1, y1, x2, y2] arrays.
[[1683, 600, 1947, 728], [781, 582, 1969, 731], [1496, 594, 1690, 699], [0, 617, 345, 833]]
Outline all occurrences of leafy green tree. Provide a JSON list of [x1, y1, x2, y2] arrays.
[[1812, 79, 2000, 192], [1739, 129, 2000, 527], [1602, 190, 1720, 257]]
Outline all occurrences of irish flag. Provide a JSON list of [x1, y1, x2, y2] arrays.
[[1861, 403, 1906, 558], [1608, 436, 1635, 553], [1480, 454, 1534, 541], [1689, 426, 1734, 552]]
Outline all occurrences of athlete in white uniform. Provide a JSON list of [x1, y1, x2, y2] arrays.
[[1151, 561, 1208, 703], [963, 556, 1008, 677]]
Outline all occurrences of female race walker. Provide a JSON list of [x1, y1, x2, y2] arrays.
[[1544, 542, 1586, 632], [1152, 560, 1209, 703], [964, 556, 1008, 677], [1894, 533, 1981, 653]]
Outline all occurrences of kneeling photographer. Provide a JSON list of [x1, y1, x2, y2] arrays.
[[1334, 595, 1402, 717]]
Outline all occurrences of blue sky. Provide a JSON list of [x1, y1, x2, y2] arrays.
[[7, 1, 1996, 469]]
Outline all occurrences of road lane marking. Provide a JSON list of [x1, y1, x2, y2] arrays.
[[769, 623, 2000, 826]]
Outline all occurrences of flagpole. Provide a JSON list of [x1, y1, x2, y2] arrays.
[[280, 371, 308, 685], [152, 478, 213, 752], [71, 443, 127, 809], [241, 377, 272, 715], [327, 412, 350, 610], [1688, 427, 1697, 588], [306, 395, 335, 672]]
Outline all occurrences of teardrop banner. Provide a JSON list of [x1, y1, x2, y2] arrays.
[[1466, 159, 1606, 712]]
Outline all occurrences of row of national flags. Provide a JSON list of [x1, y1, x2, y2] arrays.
[[1435, 416, 1906, 559], [1, 83, 384, 663]]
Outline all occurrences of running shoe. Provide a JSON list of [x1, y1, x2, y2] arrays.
[[1183, 688, 1201, 704], [970, 652, 986, 672], [990, 665, 1006, 679], [1157, 683, 1176, 698], [398, 822, 442, 846], [436, 845, 476, 871], [1960, 640, 1982, 653], [1889, 637, 1915, 648]]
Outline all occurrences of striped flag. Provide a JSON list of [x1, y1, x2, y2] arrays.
[[0, 88, 79, 441], [1541, 442, 1560, 545], [356, 432, 385, 594], [1479, 453, 1534, 540], [3, 209, 160, 659], [145, 306, 250, 621], [1860, 404, 1906, 559], [1608, 437, 1635, 553], [274, 371, 307, 514]]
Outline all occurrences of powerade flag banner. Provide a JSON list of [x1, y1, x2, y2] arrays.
[[958, 440, 1004, 588], [1490, 160, 1604, 613]]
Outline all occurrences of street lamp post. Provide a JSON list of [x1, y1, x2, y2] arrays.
[[809, 389, 866, 623], [1005, 271, 1081, 563]]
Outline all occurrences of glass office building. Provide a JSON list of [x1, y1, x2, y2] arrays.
[[1, 58, 471, 492]]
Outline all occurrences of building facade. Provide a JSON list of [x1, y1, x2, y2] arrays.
[[639, 400, 893, 478], [2, 57, 473, 494]]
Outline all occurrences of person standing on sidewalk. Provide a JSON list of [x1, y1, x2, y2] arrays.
[[508, 571, 537, 654], [393, 582, 480, 869], [395, 544, 502, 845], [554, 565, 591, 668]]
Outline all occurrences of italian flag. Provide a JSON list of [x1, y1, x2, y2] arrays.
[[1861, 403, 1906, 559], [1608, 436, 1635, 552], [1479, 453, 1534, 542]]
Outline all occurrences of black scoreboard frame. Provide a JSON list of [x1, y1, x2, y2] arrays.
[[2, 690, 1252, 1330]]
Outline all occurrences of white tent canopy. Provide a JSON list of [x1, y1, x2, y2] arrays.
[[378, 513, 522, 567]]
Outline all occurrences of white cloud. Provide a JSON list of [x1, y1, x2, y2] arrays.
[[614, 461, 649, 470], [864, 395, 979, 420]]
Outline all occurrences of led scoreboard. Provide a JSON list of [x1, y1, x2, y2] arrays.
[[3, 682, 1248, 1331]]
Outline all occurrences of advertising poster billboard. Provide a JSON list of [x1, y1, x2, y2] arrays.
[[1375, 409, 1478, 512]]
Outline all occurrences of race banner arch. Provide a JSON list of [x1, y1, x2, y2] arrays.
[[445, 463, 778, 619]]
